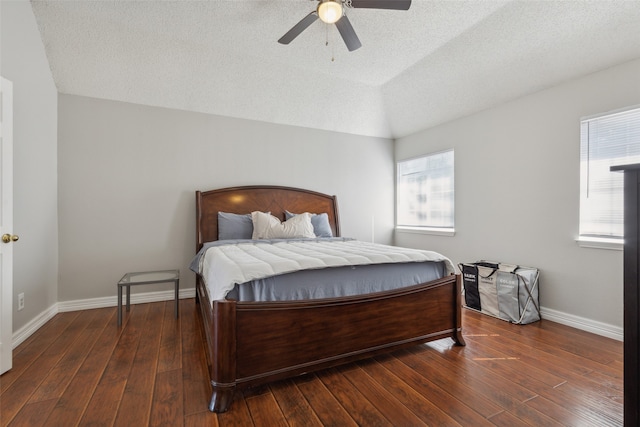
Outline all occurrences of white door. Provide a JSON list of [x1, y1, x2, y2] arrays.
[[0, 77, 14, 375]]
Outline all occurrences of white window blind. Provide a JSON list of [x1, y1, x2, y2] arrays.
[[580, 106, 640, 240], [397, 150, 454, 229]]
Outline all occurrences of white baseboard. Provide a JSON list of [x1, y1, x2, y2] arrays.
[[12, 287, 196, 349], [12, 304, 59, 349], [57, 287, 196, 312], [541, 306, 623, 341]]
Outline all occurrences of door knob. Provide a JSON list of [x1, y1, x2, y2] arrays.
[[1, 234, 19, 243]]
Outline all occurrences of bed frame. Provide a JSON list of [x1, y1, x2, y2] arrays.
[[195, 185, 465, 412]]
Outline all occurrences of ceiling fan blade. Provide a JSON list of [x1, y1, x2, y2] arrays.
[[335, 15, 362, 51], [278, 12, 319, 45], [349, 0, 411, 10]]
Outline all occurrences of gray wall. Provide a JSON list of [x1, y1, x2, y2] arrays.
[[1, 0, 59, 332], [57, 95, 394, 301], [395, 58, 640, 331]]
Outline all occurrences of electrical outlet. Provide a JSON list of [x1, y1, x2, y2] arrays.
[[18, 293, 24, 311]]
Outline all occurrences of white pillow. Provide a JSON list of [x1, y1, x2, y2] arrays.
[[251, 211, 315, 239]]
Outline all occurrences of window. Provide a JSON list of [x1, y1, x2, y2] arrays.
[[396, 150, 454, 234], [579, 106, 640, 245]]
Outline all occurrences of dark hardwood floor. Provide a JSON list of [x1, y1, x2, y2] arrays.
[[0, 298, 623, 426]]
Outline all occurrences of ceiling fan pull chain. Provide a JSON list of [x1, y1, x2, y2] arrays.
[[325, 23, 336, 62], [326, 22, 329, 46]]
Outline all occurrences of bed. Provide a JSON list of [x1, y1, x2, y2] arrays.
[[193, 185, 465, 412]]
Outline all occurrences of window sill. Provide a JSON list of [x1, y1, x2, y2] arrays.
[[576, 237, 623, 251], [395, 226, 456, 237]]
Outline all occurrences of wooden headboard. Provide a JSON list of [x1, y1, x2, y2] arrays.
[[196, 185, 340, 250]]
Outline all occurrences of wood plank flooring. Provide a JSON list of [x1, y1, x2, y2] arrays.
[[0, 299, 623, 426]]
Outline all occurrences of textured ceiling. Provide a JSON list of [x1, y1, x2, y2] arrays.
[[31, 0, 640, 139]]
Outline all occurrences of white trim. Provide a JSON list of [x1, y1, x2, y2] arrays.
[[581, 103, 640, 122], [12, 304, 58, 349], [13, 288, 196, 349], [576, 236, 623, 251], [397, 148, 455, 164], [58, 287, 196, 312], [541, 306, 623, 341], [396, 149, 456, 235], [1, 77, 14, 374], [395, 226, 456, 237]]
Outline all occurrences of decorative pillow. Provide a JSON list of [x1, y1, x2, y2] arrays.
[[285, 211, 333, 238], [218, 212, 253, 240], [251, 211, 315, 239]]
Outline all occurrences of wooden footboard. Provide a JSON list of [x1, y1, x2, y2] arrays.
[[197, 273, 465, 413]]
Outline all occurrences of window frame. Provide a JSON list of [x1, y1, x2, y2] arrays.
[[395, 149, 455, 237], [577, 104, 640, 250]]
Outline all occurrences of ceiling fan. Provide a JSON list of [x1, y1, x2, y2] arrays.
[[278, 0, 412, 52]]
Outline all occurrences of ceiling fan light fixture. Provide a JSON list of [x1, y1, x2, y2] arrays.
[[317, 0, 343, 24]]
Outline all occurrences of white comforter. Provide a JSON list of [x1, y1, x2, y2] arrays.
[[197, 239, 456, 302]]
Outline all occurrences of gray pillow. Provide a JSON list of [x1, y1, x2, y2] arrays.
[[218, 212, 253, 240], [285, 211, 333, 238]]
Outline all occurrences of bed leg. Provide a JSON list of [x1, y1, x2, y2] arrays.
[[208, 382, 235, 413], [195, 277, 202, 305], [454, 274, 466, 346]]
